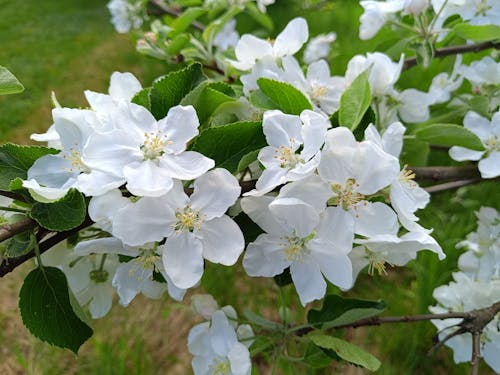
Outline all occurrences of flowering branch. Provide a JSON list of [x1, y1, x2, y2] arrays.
[[404, 41, 500, 69]]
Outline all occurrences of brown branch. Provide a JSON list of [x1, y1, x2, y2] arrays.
[[424, 178, 484, 193], [149, 0, 205, 31], [0, 190, 30, 203], [0, 219, 36, 242], [411, 165, 480, 181], [0, 215, 94, 278], [471, 332, 481, 375], [404, 41, 500, 70]]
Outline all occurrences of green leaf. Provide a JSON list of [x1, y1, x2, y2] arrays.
[[202, 7, 242, 43], [243, 309, 280, 330], [233, 212, 263, 244], [181, 81, 236, 125], [339, 71, 371, 130], [257, 78, 312, 115], [309, 334, 381, 371], [236, 149, 260, 174], [149, 63, 205, 119], [131, 87, 151, 110], [165, 33, 190, 55], [400, 138, 429, 166], [245, 2, 274, 31], [410, 39, 434, 68], [0, 144, 58, 191], [307, 294, 386, 329], [190, 121, 266, 173], [5, 230, 36, 258], [168, 7, 206, 37], [0, 66, 24, 95], [303, 342, 335, 369], [415, 123, 485, 151], [19, 267, 93, 353], [30, 189, 87, 231], [453, 23, 500, 42], [273, 267, 293, 287], [467, 96, 490, 118], [249, 89, 279, 111]]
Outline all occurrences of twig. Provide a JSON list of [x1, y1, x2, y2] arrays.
[[424, 178, 483, 193], [471, 332, 481, 375], [404, 41, 500, 69], [0, 219, 37, 242], [411, 165, 480, 181], [149, 0, 205, 31], [0, 190, 30, 203]]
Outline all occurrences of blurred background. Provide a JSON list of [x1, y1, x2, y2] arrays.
[[0, 0, 498, 373]]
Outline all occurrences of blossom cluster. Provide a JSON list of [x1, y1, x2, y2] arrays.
[[430, 207, 500, 373]]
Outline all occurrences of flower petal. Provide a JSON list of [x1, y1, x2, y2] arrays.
[[201, 215, 244, 265]]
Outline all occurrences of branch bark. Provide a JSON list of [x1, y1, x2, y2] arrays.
[[0, 219, 36, 242], [404, 41, 500, 69], [411, 165, 480, 181]]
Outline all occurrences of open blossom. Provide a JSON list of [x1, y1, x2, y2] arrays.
[[83, 103, 214, 197], [449, 111, 500, 178], [227, 17, 308, 71], [245, 109, 328, 196], [107, 0, 144, 33], [188, 309, 252, 375], [242, 196, 354, 305], [359, 1, 404, 40], [303, 32, 336, 64], [213, 19, 239, 52], [457, 56, 500, 87]]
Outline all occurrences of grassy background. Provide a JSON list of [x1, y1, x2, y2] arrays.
[[1, 0, 499, 374]]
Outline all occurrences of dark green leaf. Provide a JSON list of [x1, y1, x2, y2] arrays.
[[30, 189, 87, 231], [303, 342, 335, 369], [131, 87, 151, 110], [234, 212, 263, 244], [309, 334, 381, 371], [400, 138, 429, 166], [415, 123, 485, 151], [0, 66, 24, 95], [5, 231, 36, 257], [190, 121, 266, 173], [168, 7, 206, 37], [339, 71, 371, 130], [257, 78, 312, 115], [274, 267, 293, 287], [236, 150, 260, 174], [307, 294, 386, 329], [149, 63, 205, 119], [0, 144, 58, 191], [453, 23, 500, 42], [245, 2, 274, 31], [19, 267, 93, 353]]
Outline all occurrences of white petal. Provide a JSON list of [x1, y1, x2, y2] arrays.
[[210, 310, 237, 357], [233, 35, 273, 70], [159, 105, 200, 155], [273, 17, 309, 57], [75, 237, 134, 256], [290, 260, 326, 306], [124, 160, 174, 197], [109, 71, 142, 102], [201, 216, 244, 265], [310, 244, 353, 290], [159, 152, 214, 180], [89, 284, 113, 319], [162, 232, 204, 289], [276, 174, 330, 213], [354, 202, 399, 237], [269, 198, 319, 237], [262, 110, 302, 148], [228, 343, 252, 375], [478, 151, 500, 178], [191, 169, 241, 219], [243, 234, 290, 276], [240, 196, 288, 234], [463, 111, 492, 141], [449, 146, 484, 161], [300, 110, 328, 161], [314, 206, 354, 253]]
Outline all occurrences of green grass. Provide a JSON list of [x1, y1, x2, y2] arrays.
[[0, 0, 499, 374]]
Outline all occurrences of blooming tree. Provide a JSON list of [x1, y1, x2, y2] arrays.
[[1, 0, 499, 373]]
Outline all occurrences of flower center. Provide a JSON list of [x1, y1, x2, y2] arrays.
[[63, 148, 90, 173], [210, 359, 231, 375], [282, 233, 315, 262], [174, 204, 204, 233], [330, 179, 365, 210], [135, 247, 161, 271], [366, 250, 392, 276], [485, 136, 500, 152], [274, 144, 302, 169], [141, 131, 171, 160], [399, 165, 417, 188], [89, 269, 109, 283], [475, 0, 491, 16], [310, 85, 328, 102]]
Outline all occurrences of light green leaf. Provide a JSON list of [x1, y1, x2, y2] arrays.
[[339, 71, 371, 130], [149, 63, 205, 119], [202, 7, 242, 43], [245, 2, 274, 31], [168, 7, 206, 37], [309, 334, 381, 371], [190, 121, 266, 173], [165, 33, 190, 55], [243, 309, 280, 330], [19, 267, 93, 353], [236, 149, 260, 174], [30, 189, 87, 231], [0, 66, 24, 95], [453, 23, 500, 42], [249, 89, 279, 111], [5, 230, 36, 258], [0, 144, 58, 191], [400, 138, 429, 166], [307, 294, 386, 329], [257, 78, 312, 115], [415, 123, 485, 151]]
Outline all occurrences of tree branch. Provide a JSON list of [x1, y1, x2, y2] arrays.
[[404, 41, 500, 69], [424, 178, 484, 193], [471, 332, 481, 375], [411, 165, 480, 181], [0, 219, 36, 242]]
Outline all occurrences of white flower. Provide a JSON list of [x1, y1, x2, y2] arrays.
[[345, 52, 404, 97], [394, 88, 434, 123], [107, 0, 144, 33], [403, 0, 428, 14], [24, 107, 124, 200], [242, 196, 354, 305], [83, 104, 214, 197], [457, 56, 500, 87], [213, 19, 239, 52], [359, 0, 404, 40], [318, 126, 401, 237], [449, 111, 500, 178], [303, 32, 336, 64], [245, 109, 328, 196], [281, 57, 346, 115], [188, 310, 252, 375], [110, 169, 244, 289], [428, 55, 463, 104], [85, 71, 143, 113], [227, 17, 308, 71]]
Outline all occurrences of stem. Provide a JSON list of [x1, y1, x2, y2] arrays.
[[0, 218, 37, 242], [470, 332, 481, 375], [0, 206, 28, 213], [0, 190, 30, 203], [410, 165, 480, 181], [404, 41, 500, 70], [149, 0, 205, 31], [424, 178, 484, 193]]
